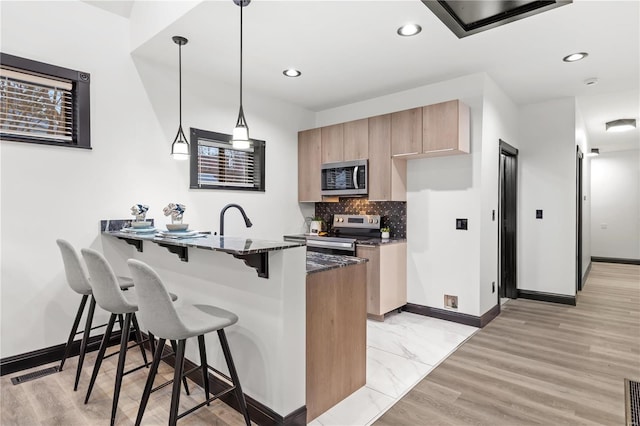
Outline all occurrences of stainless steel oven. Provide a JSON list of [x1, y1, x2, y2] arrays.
[[321, 159, 367, 196], [305, 236, 357, 256]]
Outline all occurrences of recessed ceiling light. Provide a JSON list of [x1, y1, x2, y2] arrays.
[[283, 68, 301, 77], [397, 23, 422, 37], [562, 52, 588, 62], [584, 77, 598, 86], [605, 118, 636, 132]]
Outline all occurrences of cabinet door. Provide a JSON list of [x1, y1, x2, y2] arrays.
[[379, 242, 407, 315], [367, 114, 391, 201], [321, 124, 344, 164], [343, 119, 368, 161], [298, 128, 322, 202], [422, 99, 470, 156], [391, 107, 422, 157]]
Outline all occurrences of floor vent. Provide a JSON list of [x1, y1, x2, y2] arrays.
[[11, 366, 60, 385], [627, 379, 640, 426]]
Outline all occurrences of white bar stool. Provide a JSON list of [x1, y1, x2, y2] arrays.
[[127, 259, 251, 426], [56, 239, 138, 391], [81, 248, 187, 426]]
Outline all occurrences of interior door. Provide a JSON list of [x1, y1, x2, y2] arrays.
[[576, 147, 583, 291], [499, 140, 518, 299]]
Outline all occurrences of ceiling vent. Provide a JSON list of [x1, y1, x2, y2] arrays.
[[422, 0, 573, 38]]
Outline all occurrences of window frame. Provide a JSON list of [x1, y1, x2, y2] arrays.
[[0, 52, 91, 149], [189, 127, 266, 192]]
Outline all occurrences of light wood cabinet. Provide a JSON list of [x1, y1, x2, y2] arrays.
[[343, 118, 369, 161], [422, 99, 470, 156], [368, 114, 406, 202], [298, 128, 322, 202], [321, 123, 343, 163], [357, 242, 407, 321], [391, 107, 422, 157], [306, 263, 366, 422]]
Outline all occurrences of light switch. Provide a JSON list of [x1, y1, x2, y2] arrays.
[[536, 210, 543, 219], [456, 219, 468, 230]]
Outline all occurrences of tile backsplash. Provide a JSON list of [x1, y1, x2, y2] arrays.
[[315, 199, 406, 238]]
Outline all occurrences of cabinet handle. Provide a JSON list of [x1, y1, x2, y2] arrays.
[[392, 152, 419, 157], [424, 148, 455, 153]]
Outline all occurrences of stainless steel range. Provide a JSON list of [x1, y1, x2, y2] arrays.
[[305, 214, 381, 256]]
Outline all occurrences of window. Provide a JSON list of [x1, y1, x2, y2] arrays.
[[0, 53, 91, 149], [190, 128, 265, 191]]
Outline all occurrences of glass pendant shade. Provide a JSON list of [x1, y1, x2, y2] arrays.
[[171, 133, 190, 160]]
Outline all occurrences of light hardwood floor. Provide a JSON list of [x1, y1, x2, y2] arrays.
[[376, 262, 640, 426], [0, 347, 249, 425]]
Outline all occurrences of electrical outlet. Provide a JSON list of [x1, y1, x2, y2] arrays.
[[492, 281, 495, 293], [536, 209, 543, 219], [444, 294, 458, 309]]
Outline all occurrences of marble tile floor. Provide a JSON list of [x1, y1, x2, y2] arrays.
[[310, 311, 478, 426]]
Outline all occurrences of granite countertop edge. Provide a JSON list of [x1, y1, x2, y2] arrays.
[[306, 252, 368, 275]]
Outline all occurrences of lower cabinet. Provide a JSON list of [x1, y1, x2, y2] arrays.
[[356, 242, 407, 320], [306, 263, 367, 422]]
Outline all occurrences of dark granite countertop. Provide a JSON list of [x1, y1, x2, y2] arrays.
[[355, 237, 406, 246], [306, 251, 368, 274]]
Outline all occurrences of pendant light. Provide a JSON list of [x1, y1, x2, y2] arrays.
[[171, 35, 190, 160], [231, 0, 251, 150]]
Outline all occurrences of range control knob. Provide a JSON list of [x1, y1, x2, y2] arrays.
[[374, 219, 379, 224], [369, 219, 374, 223]]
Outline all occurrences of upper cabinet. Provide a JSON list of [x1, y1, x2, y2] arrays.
[[321, 124, 343, 163], [298, 128, 322, 202], [422, 99, 470, 156], [343, 119, 368, 161], [391, 107, 422, 157], [368, 114, 406, 202]]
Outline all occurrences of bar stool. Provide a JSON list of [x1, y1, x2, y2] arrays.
[[127, 259, 251, 426], [56, 239, 139, 391], [81, 248, 188, 426]]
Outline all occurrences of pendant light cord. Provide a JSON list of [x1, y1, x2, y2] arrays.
[[239, 2, 243, 109], [179, 42, 183, 128]]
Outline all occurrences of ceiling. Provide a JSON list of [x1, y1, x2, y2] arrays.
[[123, 0, 639, 152]]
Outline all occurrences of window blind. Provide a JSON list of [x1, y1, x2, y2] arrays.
[[197, 138, 257, 188], [0, 66, 74, 143]]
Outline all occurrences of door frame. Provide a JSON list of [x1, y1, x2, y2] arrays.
[[576, 146, 583, 292], [499, 139, 519, 300]]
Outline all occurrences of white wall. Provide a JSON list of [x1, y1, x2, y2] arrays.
[[591, 150, 640, 259], [518, 98, 577, 296], [0, 0, 314, 358], [479, 75, 518, 314]]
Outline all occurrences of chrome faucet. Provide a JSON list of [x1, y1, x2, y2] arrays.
[[219, 203, 253, 236]]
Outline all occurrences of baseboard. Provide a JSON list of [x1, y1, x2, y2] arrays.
[[403, 303, 500, 328], [591, 256, 640, 265], [517, 289, 576, 306], [582, 261, 592, 289], [0, 331, 125, 377], [152, 338, 306, 426]]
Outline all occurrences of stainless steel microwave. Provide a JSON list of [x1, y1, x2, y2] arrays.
[[321, 159, 368, 196]]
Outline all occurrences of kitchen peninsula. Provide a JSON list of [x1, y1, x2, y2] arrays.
[[101, 220, 367, 424]]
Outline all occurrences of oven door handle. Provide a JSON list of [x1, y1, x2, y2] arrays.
[[306, 239, 355, 250]]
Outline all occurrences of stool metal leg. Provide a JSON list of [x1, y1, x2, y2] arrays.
[[130, 313, 149, 367], [74, 295, 96, 391], [218, 329, 251, 425], [135, 338, 165, 426], [170, 339, 190, 396], [197, 335, 210, 406], [169, 339, 187, 426], [148, 332, 156, 356], [60, 294, 88, 372], [85, 313, 116, 404], [110, 312, 132, 426]]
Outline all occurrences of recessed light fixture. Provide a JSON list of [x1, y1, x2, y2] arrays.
[[562, 52, 588, 62], [397, 23, 422, 37], [586, 148, 600, 157], [606, 118, 636, 132], [584, 77, 598, 86], [283, 68, 301, 77]]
